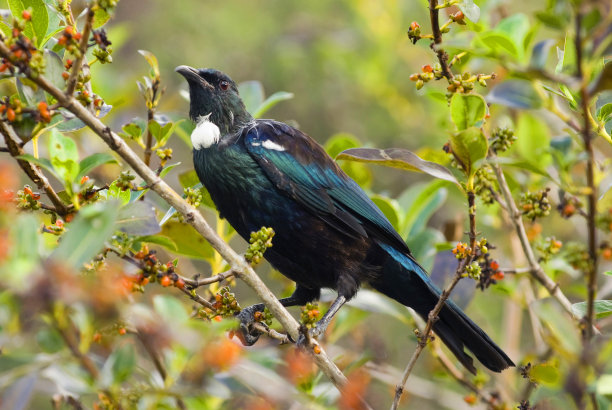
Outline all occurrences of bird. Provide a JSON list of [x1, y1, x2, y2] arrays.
[[176, 65, 514, 374]]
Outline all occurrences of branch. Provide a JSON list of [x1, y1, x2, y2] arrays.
[[428, 0, 454, 81], [0, 120, 71, 216], [0, 41, 353, 396], [179, 269, 234, 288], [65, 8, 94, 96], [575, 11, 598, 341]]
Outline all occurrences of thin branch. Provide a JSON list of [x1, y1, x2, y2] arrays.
[[251, 322, 292, 344], [491, 161, 584, 322], [180, 269, 235, 288], [428, 0, 454, 81], [575, 11, 598, 342], [65, 8, 94, 96], [0, 41, 354, 396], [0, 120, 71, 216]]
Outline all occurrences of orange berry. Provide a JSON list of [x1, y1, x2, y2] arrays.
[[118, 327, 126, 335], [313, 345, 321, 354], [23, 186, 33, 196], [65, 213, 74, 222], [602, 248, 612, 260], [410, 21, 420, 31], [490, 260, 499, 271], [454, 11, 465, 21], [93, 332, 102, 343], [57, 37, 67, 46], [160, 275, 172, 287], [80, 175, 89, 184], [175, 278, 185, 289], [463, 394, 477, 404], [64, 26, 74, 36], [73, 32, 82, 41], [214, 315, 222, 322], [62, 72, 69, 80], [6, 108, 15, 122], [141, 277, 149, 286], [492, 271, 505, 281], [422, 64, 433, 73], [409, 73, 419, 81], [563, 203, 576, 216], [254, 311, 263, 321], [22, 10, 31, 20], [55, 220, 64, 228], [65, 59, 73, 69]]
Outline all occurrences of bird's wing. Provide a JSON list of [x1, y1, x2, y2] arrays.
[[243, 120, 408, 250]]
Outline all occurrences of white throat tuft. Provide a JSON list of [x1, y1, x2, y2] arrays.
[[191, 114, 220, 149]]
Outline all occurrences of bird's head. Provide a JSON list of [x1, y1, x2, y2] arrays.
[[175, 66, 251, 136]]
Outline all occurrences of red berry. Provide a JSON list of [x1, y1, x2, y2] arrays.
[[454, 11, 464, 21], [175, 278, 185, 289], [118, 327, 126, 335], [22, 10, 31, 21], [602, 248, 612, 260], [490, 260, 499, 271], [214, 315, 222, 322], [80, 175, 89, 184], [422, 64, 433, 73], [6, 108, 15, 122], [410, 21, 420, 31], [160, 276, 172, 287]]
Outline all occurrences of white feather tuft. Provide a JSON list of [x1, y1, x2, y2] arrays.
[[191, 114, 220, 149]]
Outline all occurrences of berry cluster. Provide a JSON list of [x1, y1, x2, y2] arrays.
[[56, 26, 83, 55], [184, 186, 202, 208], [1, 12, 45, 77], [245, 226, 275, 265], [446, 72, 496, 94], [563, 242, 591, 272], [132, 246, 185, 290], [300, 302, 320, 329], [16, 185, 40, 211], [115, 171, 136, 191], [520, 189, 551, 221], [490, 127, 516, 154], [92, 29, 113, 64], [210, 286, 241, 319], [474, 165, 498, 205], [536, 236, 563, 263]]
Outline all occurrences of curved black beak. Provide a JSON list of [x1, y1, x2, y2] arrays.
[[175, 65, 212, 88]]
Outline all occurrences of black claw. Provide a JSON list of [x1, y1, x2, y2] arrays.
[[235, 305, 264, 346]]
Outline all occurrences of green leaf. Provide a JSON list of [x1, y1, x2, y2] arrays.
[[43, 50, 65, 91], [495, 14, 531, 61], [101, 344, 136, 387], [450, 93, 486, 131], [478, 32, 518, 57], [371, 195, 400, 231], [535, 10, 568, 30], [148, 119, 172, 144], [530, 39, 556, 69], [115, 202, 160, 236], [589, 61, 612, 95], [153, 294, 189, 324], [178, 170, 200, 189], [529, 361, 561, 386], [449, 127, 488, 177], [238, 81, 265, 115], [597, 374, 612, 399], [487, 80, 542, 109], [93, 7, 111, 28], [138, 49, 160, 78], [337, 147, 459, 185], [160, 221, 214, 260], [457, 0, 480, 23], [120, 121, 144, 140], [515, 112, 551, 166], [399, 180, 448, 237], [133, 235, 177, 252], [252, 91, 294, 118], [325, 133, 372, 188], [597, 103, 612, 124], [556, 34, 576, 75], [8, 0, 48, 46], [571, 300, 612, 319], [52, 201, 121, 269], [106, 180, 130, 205], [77, 153, 117, 181], [36, 328, 64, 353], [48, 129, 79, 185], [16, 78, 45, 106]]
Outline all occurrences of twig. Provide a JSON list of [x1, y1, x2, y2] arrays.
[[180, 269, 235, 288], [575, 11, 598, 342], [251, 322, 292, 344], [65, 8, 94, 96], [491, 161, 581, 321], [0, 41, 354, 397], [432, 342, 500, 409], [177, 286, 214, 309], [0, 120, 71, 216], [135, 331, 186, 410], [428, 0, 454, 81], [143, 78, 161, 167], [391, 257, 467, 409]]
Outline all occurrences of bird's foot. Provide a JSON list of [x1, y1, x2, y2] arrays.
[[234, 304, 265, 346], [296, 321, 328, 349]]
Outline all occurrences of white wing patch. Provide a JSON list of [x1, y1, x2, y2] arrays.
[[191, 114, 220, 149], [262, 139, 286, 151]]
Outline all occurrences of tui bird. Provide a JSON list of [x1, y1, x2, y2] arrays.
[[176, 66, 514, 374]]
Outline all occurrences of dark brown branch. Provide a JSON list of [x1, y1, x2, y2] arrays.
[[180, 269, 235, 288], [575, 11, 598, 342], [0, 120, 71, 216], [428, 0, 454, 81]]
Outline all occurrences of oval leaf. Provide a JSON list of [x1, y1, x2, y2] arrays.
[[487, 80, 542, 109], [115, 202, 161, 236], [449, 127, 488, 177], [450, 93, 487, 131], [337, 147, 459, 185]]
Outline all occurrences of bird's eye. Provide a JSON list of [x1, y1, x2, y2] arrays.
[[219, 81, 230, 91]]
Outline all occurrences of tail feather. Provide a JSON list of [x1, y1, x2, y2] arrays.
[[372, 243, 514, 374]]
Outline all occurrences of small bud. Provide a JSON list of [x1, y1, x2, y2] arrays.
[[415, 79, 424, 90], [410, 21, 420, 31]]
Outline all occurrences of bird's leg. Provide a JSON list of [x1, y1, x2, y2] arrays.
[[235, 286, 319, 346], [298, 295, 347, 346]]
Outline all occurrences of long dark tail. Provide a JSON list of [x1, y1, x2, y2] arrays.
[[371, 243, 514, 374]]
